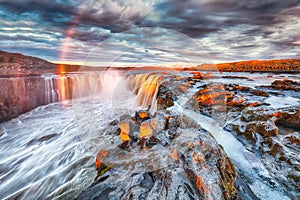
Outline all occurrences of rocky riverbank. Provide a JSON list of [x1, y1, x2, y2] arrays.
[[77, 72, 299, 200], [184, 75, 300, 199]]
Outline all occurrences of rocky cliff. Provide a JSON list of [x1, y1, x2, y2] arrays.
[[0, 76, 47, 122]]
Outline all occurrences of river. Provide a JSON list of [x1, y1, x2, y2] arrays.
[[0, 71, 299, 199]]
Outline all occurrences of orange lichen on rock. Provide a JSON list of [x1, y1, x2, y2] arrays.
[[198, 92, 232, 105], [190, 71, 202, 79], [192, 152, 205, 164], [196, 175, 209, 195], [188, 142, 194, 149], [196, 85, 235, 106], [170, 149, 179, 161], [95, 150, 107, 169], [119, 122, 130, 141], [227, 97, 244, 106], [195, 84, 248, 108], [139, 121, 153, 138]]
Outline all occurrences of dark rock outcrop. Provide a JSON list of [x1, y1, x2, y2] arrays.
[[186, 84, 246, 116], [262, 79, 300, 91], [0, 50, 58, 75], [0, 76, 47, 122], [77, 110, 240, 200], [157, 83, 177, 110], [276, 109, 300, 129], [251, 89, 269, 97]]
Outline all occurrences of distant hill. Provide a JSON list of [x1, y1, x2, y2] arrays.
[[197, 59, 300, 72], [0, 50, 57, 74], [1, 50, 299, 75], [0, 50, 85, 76]]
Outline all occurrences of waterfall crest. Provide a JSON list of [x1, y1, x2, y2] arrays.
[[127, 74, 162, 113]]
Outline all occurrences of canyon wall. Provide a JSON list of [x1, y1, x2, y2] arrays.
[[0, 76, 47, 122]]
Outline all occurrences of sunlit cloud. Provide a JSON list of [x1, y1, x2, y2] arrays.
[[0, 0, 299, 65]]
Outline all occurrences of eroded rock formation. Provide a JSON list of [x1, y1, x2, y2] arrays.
[[77, 110, 239, 200]]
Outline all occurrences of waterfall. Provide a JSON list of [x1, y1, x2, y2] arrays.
[[0, 71, 163, 122], [43, 74, 104, 103], [44, 77, 59, 104], [99, 70, 124, 99], [127, 74, 162, 113], [41, 72, 161, 109]]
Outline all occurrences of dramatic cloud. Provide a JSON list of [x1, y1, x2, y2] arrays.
[[0, 0, 299, 65]]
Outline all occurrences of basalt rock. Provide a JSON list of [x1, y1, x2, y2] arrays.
[[0, 76, 47, 122], [186, 84, 246, 116], [251, 89, 269, 97], [241, 107, 275, 122], [262, 79, 300, 91], [275, 109, 300, 130], [190, 71, 203, 80], [225, 104, 300, 199], [157, 83, 177, 110], [260, 132, 300, 198], [77, 110, 240, 200], [183, 73, 300, 199]]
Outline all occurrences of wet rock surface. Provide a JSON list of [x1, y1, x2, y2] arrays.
[[156, 83, 177, 110], [224, 105, 300, 197], [185, 83, 264, 117], [77, 110, 239, 200], [262, 79, 300, 92], [275, 109, 300, 129], [184, 74, 300, 199]]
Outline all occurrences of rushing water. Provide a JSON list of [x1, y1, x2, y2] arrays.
[[0, 71, 160, 199], [0, 71, 299, 199], [0, 96, 136, 199]]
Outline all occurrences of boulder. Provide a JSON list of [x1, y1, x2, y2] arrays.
[[186, 84, 246, 116], [276, 110, 300, 130], [251, 90, 269, 97], [262, 79, 300, 91], [225, 104, 300, 198], [157, 83, 177, 110]]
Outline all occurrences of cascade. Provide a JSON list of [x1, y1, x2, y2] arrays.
[[0, 72, 163, 122], [127, 74, 162, 113]]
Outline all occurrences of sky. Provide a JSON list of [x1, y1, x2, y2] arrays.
[[0, 0, 299, 66]]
